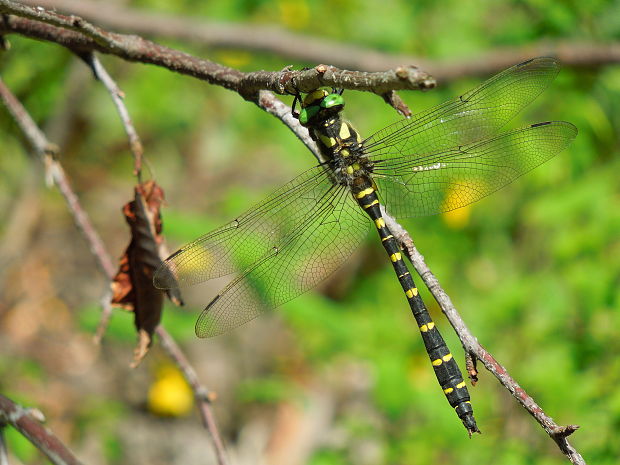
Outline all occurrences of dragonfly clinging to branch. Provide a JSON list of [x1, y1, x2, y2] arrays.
[[154, 57, 577, 434]]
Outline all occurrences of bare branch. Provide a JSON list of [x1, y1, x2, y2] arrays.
[[0, 1, 435, 96], [15, 0, 620, 83], [93, 287, 114, 345], [0, 74, 229, 465], [0, 394, 84, 465], [383, 213, 586, 465], [0, 75, 116, 278], [0, 0, 434, 120], [240, 64, 434, 95], [81, 52, 144, 178]]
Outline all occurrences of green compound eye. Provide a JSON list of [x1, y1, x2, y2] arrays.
[[299, 105, 320, 125], [321, 93, 344, 109]]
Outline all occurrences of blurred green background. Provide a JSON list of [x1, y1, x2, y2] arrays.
[[1, 0, 619, 464]]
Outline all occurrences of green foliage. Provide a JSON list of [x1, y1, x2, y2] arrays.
[[4, 428, 39, 464], [78, 305, 138, 343], [236, 376, 299, 404]]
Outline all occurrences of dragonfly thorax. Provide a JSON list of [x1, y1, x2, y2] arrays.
[[297, 89, 374, 188]]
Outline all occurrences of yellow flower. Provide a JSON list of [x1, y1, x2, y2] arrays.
[[442, 204, 471, 229], [148, 365, 194, 417], [441, 183, 479, 229]]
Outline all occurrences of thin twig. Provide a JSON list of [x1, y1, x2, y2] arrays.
[[82, 52, 144, 178], [156, 328, 229, 465], [89, 36, 233, 465], [15, 0, 620, 82], [0, 423, 9, 465], [257, 89, 322, 162], [0, 75, 229, 465], [0, 75, 116, 278], [383, 213, 586, 465], [93, 286, 114, 345], [0, 395, 84, 465]]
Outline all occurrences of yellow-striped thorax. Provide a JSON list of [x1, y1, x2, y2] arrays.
[[297, 89, 374, 192]]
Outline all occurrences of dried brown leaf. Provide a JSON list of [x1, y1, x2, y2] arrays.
[[111, 181, 182, 362]]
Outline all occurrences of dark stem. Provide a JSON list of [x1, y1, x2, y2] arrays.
[[0, 395, 84, 465], [0, 423, 9, 465], [0, 1, 435, 97], [81, 52, 144, 179]]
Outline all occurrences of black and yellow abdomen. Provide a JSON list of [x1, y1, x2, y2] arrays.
[[353, 179, 478, 434]]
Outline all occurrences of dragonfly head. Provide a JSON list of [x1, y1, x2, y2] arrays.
[[297, 89, 345, 127]]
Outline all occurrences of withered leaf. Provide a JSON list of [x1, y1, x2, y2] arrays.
[[111, 181, 183, 366]]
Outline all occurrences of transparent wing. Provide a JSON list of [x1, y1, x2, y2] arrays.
[[363, 57, 560, 161], [154, 165, 335, 288], [373, 121, 577, 218], [195, 186, 369, 337]]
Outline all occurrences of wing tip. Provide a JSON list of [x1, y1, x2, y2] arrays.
[[512, 57, 561, 82], [517, 56, 560, 68], [153, 262, 178, 290], [194, 295, 222, 338], [530, 120, 578, 138], [153, 248, 185, 289]]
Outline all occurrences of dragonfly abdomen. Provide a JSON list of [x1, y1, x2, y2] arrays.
[[355, 185, 479, 435]]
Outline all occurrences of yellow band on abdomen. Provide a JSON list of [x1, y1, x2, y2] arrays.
[[356, 187, 374, 199]]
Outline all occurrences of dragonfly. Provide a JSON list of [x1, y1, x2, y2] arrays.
[[154, 57, 577, 434]]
